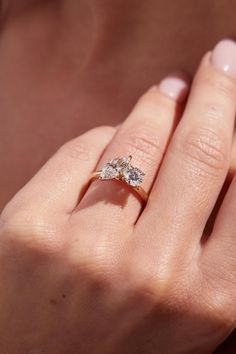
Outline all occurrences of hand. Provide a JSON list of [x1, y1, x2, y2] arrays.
[[1, 39, 236, 354]]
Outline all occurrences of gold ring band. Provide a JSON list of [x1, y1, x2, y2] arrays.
[[89, 171, 148, 203], [88, 156, 148, 204]]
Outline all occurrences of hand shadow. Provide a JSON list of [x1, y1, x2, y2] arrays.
[[73, 178, 143, 213]]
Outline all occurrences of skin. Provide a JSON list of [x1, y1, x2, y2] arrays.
[[1, 0, 236, 210], [0, 0, 236, 352], [1, 45, 236, 353]]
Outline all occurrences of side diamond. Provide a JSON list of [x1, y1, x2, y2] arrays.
[[116, 156, 132, 172], [100, 163, 119, 180], [117, 156, 132, 166]]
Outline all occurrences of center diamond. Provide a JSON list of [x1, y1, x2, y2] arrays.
[[123, 166, 144, 187]]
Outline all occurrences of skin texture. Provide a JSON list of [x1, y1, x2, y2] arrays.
[[0, 0, 236, 352], [1, 42, 236, 353], [1, 0, 236, 210]]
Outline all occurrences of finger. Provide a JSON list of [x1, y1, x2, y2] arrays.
[[230, 130, 236, 173], [75, 74, 189, 228], [200, 173, 236, 321], [139, 39, 236, 253], [1, 126, 115, 219]]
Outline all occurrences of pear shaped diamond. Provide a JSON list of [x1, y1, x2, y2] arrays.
[[100, 163, 119, 180]]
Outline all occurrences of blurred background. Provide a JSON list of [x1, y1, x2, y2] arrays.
[[0, 2, 235, 350]]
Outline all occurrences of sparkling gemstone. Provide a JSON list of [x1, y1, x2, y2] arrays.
[[118, 156, 132, 166], [109, 158, 119, 166], [115, 156, 131, 172], [123, 166, 144, 187], [100, 163, 119, 179]]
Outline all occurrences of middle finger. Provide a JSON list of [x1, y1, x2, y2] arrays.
[[139, 39, 236, 254]]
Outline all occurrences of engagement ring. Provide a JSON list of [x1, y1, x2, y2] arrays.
[[89, 156, 148, 204]]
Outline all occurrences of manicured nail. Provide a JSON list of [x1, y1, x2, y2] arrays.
[[211, 39, 236, 78], [159, 73, 189, 102]]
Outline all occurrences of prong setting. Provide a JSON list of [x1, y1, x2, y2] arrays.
[[100, 155, 144, 187]]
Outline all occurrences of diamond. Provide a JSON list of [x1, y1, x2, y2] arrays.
[[99, 156, 144, 186], [108, 158, 119, 166], [100, 163, 119, 180], [123, 166, 144, 187], [115, 156, 131, 172], [118, 156, 132, 166]]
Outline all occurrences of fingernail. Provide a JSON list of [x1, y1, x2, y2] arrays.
[[159, 73, 189, 102], [115, 123, 121, 129], [211, 39, 236, 78]]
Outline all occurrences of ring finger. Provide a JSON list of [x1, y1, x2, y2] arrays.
[[75, 74, 189, 229]]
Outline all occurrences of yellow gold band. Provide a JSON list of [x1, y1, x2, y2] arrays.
[[89, 171, 148, 204]]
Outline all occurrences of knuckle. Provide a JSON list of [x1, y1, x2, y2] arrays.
[[200, 281, 236, 332], [124, 255, 177, 303], [180, 127, 229, 176], [131, 92, 176, 130], [202, 73, 236, 102], [130, 273, 169, 302], [68, 238, 119, 279], [0, 210, 62, 256], [119, 126, 164, 166], [135, 87, 175, 114], [58, 138, 95, 162], [123, 248, 198, 310], [207, 298, 236, 332], [199, 266, 236, 330], [58, 125, 115, 162], [203, 101, 228, 122], [90, 125, 116, 140], [0, 203, 12, 224], [135, 90, 161, 111]]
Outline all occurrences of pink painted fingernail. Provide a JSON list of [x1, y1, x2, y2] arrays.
[[211, 39, 236, 78], [159, 73, 189, 102]]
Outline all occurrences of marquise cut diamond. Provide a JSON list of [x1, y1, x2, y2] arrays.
[[118, 156, 131, 166]]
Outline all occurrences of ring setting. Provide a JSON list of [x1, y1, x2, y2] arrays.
[[101, 156, 145, 187], [90, 156, 148, 203]]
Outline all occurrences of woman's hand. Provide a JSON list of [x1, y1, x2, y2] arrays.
[[1, 39, 236, 354]]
